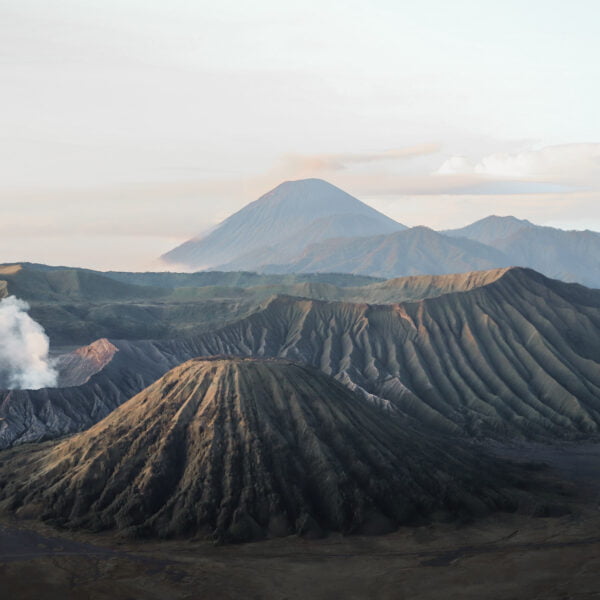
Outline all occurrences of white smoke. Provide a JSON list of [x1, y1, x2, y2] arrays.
[[0, 295, 58, 390]]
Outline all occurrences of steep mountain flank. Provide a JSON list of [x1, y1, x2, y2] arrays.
[[161, 179, 405, 270], [218, 213, 406, 271], [0, 338, 183, 449], [179, 268, 600, 438], [264, 226, 511, 278], [0, 358, 518, 541], [1, 267, 598, 447]]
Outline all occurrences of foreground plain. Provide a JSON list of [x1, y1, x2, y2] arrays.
[[1, 441, 599, 599]]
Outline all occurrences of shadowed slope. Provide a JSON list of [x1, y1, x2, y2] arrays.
[[183, 268, 600, 438], [0, 357, 517, 542], [0, 264, 167, 302], [264, 226, 511, 278], [0, 337, 185, 449]]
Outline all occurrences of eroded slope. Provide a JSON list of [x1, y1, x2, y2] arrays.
[[0, 358, 517, 541], [1, 267, 598, 447]]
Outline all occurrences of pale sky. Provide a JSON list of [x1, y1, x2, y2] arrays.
[[1, 0, 599, 270]]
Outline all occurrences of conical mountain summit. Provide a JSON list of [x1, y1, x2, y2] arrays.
[[0, 357, 518, 542]]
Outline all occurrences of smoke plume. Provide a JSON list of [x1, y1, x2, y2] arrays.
[[0, 295, 58, 390]]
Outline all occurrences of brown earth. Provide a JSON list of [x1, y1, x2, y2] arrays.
[[1, 486, 598, 599], [0, 358, 523, 542]]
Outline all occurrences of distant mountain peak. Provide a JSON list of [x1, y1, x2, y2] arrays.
[[402, 225, 437, 235], [443, 214, 536, 245], [474, 215, 535, 226], [278, 177, 333, 186], [161, 179, 405, 270]]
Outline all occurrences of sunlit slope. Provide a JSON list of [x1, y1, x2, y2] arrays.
[[0, 357, 517, 541]]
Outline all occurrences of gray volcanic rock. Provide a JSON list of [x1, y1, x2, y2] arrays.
[[161, 179, 405, 270], [0, 357, 517, 541], [1, 267, 599, 448], [263, 226, 511, 278], [178, 268, 600, 439]]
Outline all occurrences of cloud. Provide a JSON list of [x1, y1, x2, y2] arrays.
[[2, 140, 600, 271], [0, 296, 58, 390], [277, 144, 440, 176], [435, 143, 600, 184]]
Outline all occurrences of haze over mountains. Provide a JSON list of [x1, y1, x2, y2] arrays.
[[161, 179, 600, 288], [445, 216, 600, 288], [162, 179, 405, 271], [265, 226, 512, 278]]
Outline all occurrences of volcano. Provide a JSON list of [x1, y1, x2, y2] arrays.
[[161, 179, 405, 270], [0, 357, 516, 542]]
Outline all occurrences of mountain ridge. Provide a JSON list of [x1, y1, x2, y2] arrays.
[[263, 226, 512, 278], [443, 215, 536, 244], [160, 178, 600, 287], [1, 267, 599, 448]]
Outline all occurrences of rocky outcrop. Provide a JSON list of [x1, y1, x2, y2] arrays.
[[54, 339, 119, 387]]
